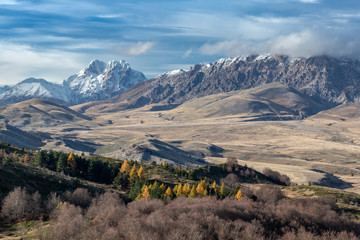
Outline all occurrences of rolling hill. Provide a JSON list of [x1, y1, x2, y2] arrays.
[[0, 98, 93, 128]]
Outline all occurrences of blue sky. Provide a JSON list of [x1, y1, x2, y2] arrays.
[[1, 0, 360, 85]]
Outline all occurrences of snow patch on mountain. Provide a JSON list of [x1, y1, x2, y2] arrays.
[[0, 60, 146, 106], [64, 59, 146, 104], [0, 78, 69, 106]]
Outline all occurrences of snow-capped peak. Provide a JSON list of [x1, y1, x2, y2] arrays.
[[79, 59, 106, 76], [0, 59, 146, 106], [63, 59, 146, 104]]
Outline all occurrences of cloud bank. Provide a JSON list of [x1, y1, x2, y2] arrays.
[[200, 29, 360, 58]]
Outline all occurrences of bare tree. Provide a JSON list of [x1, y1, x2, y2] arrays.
[[225, 157, 238, 172], [1, 187, 29, 222]]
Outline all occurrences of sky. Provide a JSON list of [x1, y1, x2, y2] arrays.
[[1, 0, 360, 85]]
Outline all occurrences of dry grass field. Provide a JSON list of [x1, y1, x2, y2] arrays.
[[59, 102, 360, 193], [3, 87, 360, 193]]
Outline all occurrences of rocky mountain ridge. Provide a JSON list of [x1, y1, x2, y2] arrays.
[[0, 60, 146, 106], [109, 55, 360, 111]]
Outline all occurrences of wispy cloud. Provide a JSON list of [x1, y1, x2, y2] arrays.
[[1, 0, 360, 82], [183, 49, 192, 58], [297, 0, 319, 3], [200, 29, 360, 58], [114, 41, 156, 56], [0, 0, 19, 5], [0, 42, 85, 84]]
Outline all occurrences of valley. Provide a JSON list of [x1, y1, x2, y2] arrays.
[[2, 55, 360, 194]]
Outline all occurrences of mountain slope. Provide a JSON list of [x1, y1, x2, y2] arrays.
[[157, 82, 326, 121], [0, 60, 146, 106], [0, 123, 45, 149], [64, 59, 146, 105], [0, 98, 92, 128], [0, 78, 68, 106], [83, 55, 360, 113]]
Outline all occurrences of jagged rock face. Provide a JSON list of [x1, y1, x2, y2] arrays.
[[117, 55, 360, 108], [0, 78, 69, 107], [0, 60, 146, 106], [63, 60, 146, 105]]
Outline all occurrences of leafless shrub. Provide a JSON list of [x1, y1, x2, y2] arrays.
[[36, 188, 360, 240], [1, 187, 29, 222], [62, 188, 92, 209], [29, 191, 42, 218], [221, 173, 240, 188], [46, 192, 61, 214], [255, 185, 284, 204], [263, 168, 291, 186], [225, 157, 238, 172]]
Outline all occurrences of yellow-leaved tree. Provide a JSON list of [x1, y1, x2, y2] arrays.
[[211, 181, 217, 193], [141, 185, 151, 200], [129, 165, 137, 181], [120, 160, 130, 175], [196, 180, 207, 196], [23, 155, 29, 163], [189, 185, 197, 198], [219, 182, 225, 198], [182, 184, 191, 196], [67, 152, 77, 171], [159, 183, 166, 195], [138, 166, 145, 181], [164, 187, 173, 199], [176, 184, 183, 197], [235, 188, 242, 200]]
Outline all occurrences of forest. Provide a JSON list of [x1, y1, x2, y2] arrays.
[[0, 142, 360, 239]]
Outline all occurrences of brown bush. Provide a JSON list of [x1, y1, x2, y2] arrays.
[[263, 168, 291, 186], [221, 173, 240, 188], [62, 188, 92, 209], [46, 192, 61, 214], [36, 189, 360, 240], [1, 187, 42, 222]]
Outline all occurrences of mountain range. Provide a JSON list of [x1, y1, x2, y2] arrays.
[[85, 54, 360, 113], [0, 59, 145, 106]]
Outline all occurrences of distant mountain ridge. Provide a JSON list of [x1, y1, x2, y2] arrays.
[[0, 60, 146, 106], [99, 55, 360, 112]]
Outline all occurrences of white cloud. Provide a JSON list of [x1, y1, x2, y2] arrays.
[[297, 0, 319, 3], [183, 49, 192, 58], [0, 42, 86, 85], [97, 14, 126, 19], [199, 29, 360, 58], [0, 0, 19, 5], [114, 41, 156, 56]]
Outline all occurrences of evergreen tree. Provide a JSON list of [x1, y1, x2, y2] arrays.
[[34, 150, 47, 166], [129, 179, 143, 200], [56, 153, 68, 173], [150, 181, 161, 199], [113, 172, 128, 189]]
